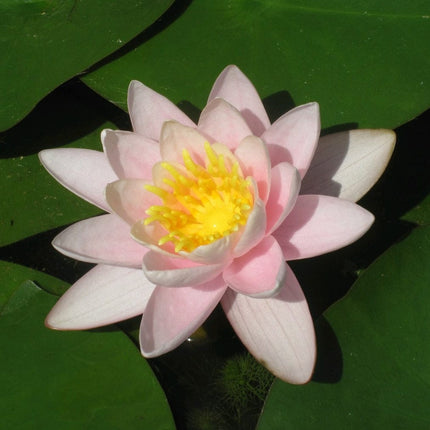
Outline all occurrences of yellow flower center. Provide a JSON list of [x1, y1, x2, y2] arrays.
[[144, 142, 253, 253]]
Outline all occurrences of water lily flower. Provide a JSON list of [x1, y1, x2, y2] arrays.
[[39, 65, 395, 384]]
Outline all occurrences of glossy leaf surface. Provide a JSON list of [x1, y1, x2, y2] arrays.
[[258, 226, 430, 429], [83, 0, 429, 129], [0, 0, 173, 131], [0, 82, 125, 247], [0, 267, 175, 430]]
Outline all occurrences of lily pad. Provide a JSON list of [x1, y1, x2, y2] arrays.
[[0, 275, 175, 429], [403, 194, 430, 226], [82, 0, 429, 129], [0, 0, 173, 131], [0, 260, 68, 307], [0, 81, 125, 247], [257, 225, 430, 429]]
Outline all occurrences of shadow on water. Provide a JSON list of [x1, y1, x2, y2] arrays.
[[312, 317, 343, 383], [263, 90, 295, 123], [0, 226, 94, 284], [0, 79, 131, 158]]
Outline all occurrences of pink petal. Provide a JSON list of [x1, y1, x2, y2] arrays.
[[142, 251, 226, 287], [128, 80, 195, 140], [301, 129, 396, 202], [101, 129, 160, 180], [181, 235, 234, 265], [159, 121, 208, 165], [266, 162, 301, 235], [52, 214, 146, 268], [234, 135, 271, 202], [208, 65, 271, 136], [105, 179, 160, 225], [46, 265, 155, 330], [133, 218, 235, 264], [262, 103, 320, 177], [274, 195, 375, 260], [140, 276, 227, 357], [233, 186, 266, 258], [224, 236, 286, 298], [39, 148, 117, 211], [222, 264, 316, 384], [131, 219, 177, 256], [197, 98, 253, 150]]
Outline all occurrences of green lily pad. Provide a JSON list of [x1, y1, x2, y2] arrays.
[[0, 274, 175, 429], [83, 0, 429, 129], [258, 225, 430, 429], [0, 0, 173, 131], [0, 260, 68, 307], [0, 82, 123, 247], [0, 145, 102, 247], [403, 194, 430, 226]]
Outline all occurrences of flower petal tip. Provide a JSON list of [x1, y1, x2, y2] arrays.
[[376, 128, 396, 157], [44, 314, 60, 330], [128, 79, 143, 92], [221, 278, 316, 385], [303, 101, 319, 111], [139, 333, 184, 358], [44, 308, 78, 331], [302, 128, 396, 202], [223, 64, 240, 73], [358, 207, 375, 234], [38, 148, 55, 168], [269, 360, 316, 385], [258, 324, 316, 385], [100, 128, 116, 144], [139, 334, 172, 358]]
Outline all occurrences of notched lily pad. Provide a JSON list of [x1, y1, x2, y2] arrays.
[[83, 0, 430, 130], [0, 261, 68, 310], [0, 0, 173, 131], [258, 226, 430, 429], [0, 277, 176, 430]]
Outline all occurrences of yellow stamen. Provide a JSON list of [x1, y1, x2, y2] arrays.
[[144, 142, 253, 252]]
